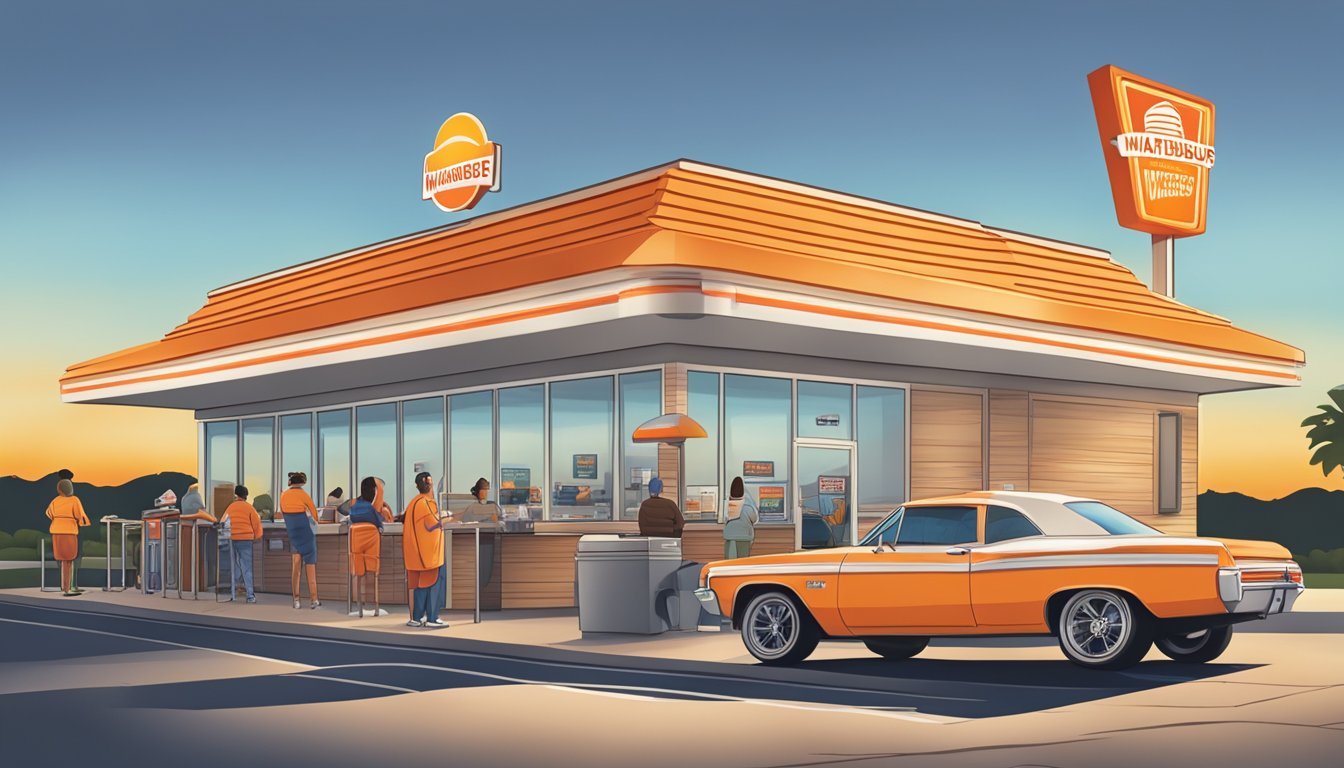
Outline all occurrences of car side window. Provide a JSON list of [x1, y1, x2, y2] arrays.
[[895, 505, 977, 546], [985, 505, 1042, 543]]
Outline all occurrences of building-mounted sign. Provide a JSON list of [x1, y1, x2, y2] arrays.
[[817, 475, 847, 494], [422, 112, 501, 213], [743, 460, 775, 478], [1087, 66, 1215, 237], [572, 454, 597, 480]]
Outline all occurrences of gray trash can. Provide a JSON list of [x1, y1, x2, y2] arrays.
[[575, 535, 683, 634]]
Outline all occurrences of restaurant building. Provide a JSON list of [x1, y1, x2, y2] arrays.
[[61, 161, 1303, 608]]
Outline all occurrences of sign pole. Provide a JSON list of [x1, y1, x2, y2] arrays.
[[1152, 235, 1175, 297]]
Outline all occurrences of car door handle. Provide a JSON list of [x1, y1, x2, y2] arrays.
[[945, 547, 970, 556]]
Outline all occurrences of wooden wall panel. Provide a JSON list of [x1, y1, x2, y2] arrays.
[[1030, 398, 1154, 514], [988, 389, 1029, 492], [910, 388, 984, 499]]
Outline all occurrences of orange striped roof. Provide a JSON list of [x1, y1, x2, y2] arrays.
[[63, 161, 1303, 385]]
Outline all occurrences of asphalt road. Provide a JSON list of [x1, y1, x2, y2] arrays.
[[1, 596, 1340, 768]]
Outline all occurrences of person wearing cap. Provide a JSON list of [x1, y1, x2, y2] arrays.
[[45, 478, 90, 596], [221, 485, 262, 603], [280, 471, 321, 609], [637, 476, 684, 538], [403, 471, 451, 628]]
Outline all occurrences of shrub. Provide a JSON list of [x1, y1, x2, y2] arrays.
[[12, 529, 46, 549], [0, 531, 12, 549], [82, 541, 107, 557], [1299, 548, 1344, 573], [0, 547, 39, 561]]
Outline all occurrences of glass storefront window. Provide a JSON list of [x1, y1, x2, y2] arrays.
[[356, 403, 398, 515], [684, 371, 719, 521], [402, 397, 444, 513], [797, 380, 852, 440], [619, 371, 662, 520], [724, 374, 791, 523], [317, 409, 351, 510], [550, 376, 613, 521], [498, 385, 543, 520], [241, 417, 275, 520], [450, 391, 494, 507], [856, 385, 907, 531], [204, 421, 238, 518], [280, 413, 312, 491]]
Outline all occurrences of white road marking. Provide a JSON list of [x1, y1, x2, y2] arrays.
[[312, 662, 948, 722], [1, 600, 982, 704], [292, 673, 417, 694], [0, 616, 312, 670]]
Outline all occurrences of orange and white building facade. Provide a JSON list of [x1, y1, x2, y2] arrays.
[[62, 161, 1303, 597]]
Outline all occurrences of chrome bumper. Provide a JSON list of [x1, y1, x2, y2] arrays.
[[693, 587, 722, 617], [1227, 583, 1303, 615]]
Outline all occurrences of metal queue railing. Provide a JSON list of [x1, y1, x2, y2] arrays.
[[99, 517, 143, 592]]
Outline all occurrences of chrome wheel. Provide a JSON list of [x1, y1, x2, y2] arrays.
[[740, 592, 819, 665], [746, 595, 797, 659], [1057, 589, 1150, 669]]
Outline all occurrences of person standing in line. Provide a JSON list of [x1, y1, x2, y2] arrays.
[[723, 476, 758, 559], [347, 477, 385, 618], [403, 471, 450, 628], [54, 470, 82, 592], [280, 472, 321, 609], [637, 477, 684, 538], [221, 485, 262, 603], [45, 478, 90, 596]]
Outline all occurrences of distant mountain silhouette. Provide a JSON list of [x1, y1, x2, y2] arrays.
[[0, 472, 197, 537], [1198, 488, 1344, 555]]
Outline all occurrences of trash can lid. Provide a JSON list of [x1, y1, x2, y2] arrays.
[[576, 535, 682, 555]]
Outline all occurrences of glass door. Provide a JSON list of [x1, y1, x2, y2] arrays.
[[793, 441, 857, 550]]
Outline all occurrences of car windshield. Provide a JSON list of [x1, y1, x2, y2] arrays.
[[859, 508, 903, 546], [1064, 501, 1160, 535]]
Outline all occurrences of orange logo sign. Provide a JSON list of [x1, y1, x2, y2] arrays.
[[422, 113, 501, 213], [1087, 66, 1215, 236]]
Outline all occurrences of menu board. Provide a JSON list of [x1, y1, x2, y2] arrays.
[[756, 485, 786, 522], [743, 460, 775, 478], [573, 454, 597, 479], [500, 467, 531, 489], [817, 475, 847, 494]]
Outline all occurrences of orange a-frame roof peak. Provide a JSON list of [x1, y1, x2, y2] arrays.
[[63, 160, 1303, 390]]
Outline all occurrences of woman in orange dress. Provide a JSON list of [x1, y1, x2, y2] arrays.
[[279, 472, 321, 609], [45, 478, 90, 596]]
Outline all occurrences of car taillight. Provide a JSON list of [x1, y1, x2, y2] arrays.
[[1241, 570, 1286, 583]]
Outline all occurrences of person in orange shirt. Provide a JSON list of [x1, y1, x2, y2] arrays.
[[279, 471, 322, 609], [221, 485, 262, 603], [403, 471, 450, 628], [45, 478, 90, 596]]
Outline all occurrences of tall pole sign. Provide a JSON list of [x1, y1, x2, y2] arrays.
[[1087, 66, 1216, 297], [422, 112, 502, 213]]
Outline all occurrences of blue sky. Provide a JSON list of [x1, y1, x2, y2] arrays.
[[1, 1, 1340, 494]]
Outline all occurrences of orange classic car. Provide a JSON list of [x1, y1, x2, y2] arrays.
[[695, 492, 1303, 669]]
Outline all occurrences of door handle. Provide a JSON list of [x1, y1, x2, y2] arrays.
[[945, 547, 970, 556]]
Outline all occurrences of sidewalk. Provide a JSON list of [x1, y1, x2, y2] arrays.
[[3, 586, 1340, 665]]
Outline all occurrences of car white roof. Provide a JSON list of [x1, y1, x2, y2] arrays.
[[905, 491, 1113, 536]]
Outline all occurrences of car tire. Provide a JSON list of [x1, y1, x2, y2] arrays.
[[1056, 589, 1152, 670], [741, 591, 819, 665], [1155, 625, 1233, 663], [863, 636, 929, 660]]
